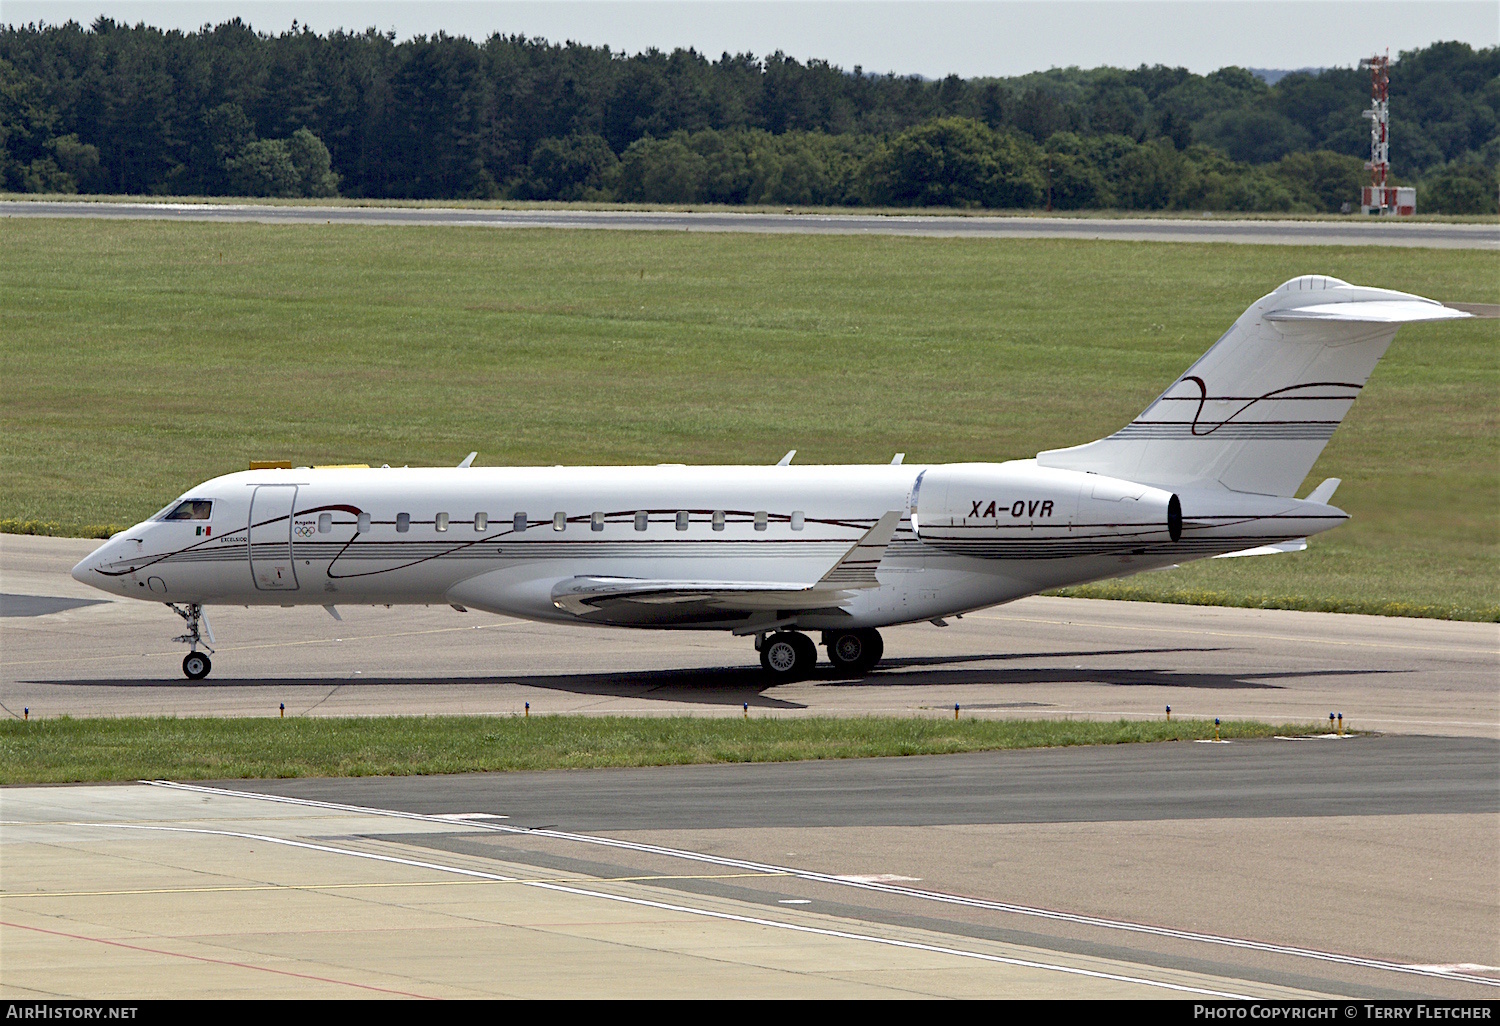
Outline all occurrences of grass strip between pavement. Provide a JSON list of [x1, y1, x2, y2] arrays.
[[0, 714, 1323, 785]]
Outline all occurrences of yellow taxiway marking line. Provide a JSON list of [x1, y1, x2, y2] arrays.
[[0, 871, 789, 899], [973, 612, 1498, 657]]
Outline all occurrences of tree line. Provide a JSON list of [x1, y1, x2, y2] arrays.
[[1, 19, 1495, 212]]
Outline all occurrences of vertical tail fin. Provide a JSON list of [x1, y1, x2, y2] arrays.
[[1037, 276, 1468, 497]]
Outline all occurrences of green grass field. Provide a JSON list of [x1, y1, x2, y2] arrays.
[[1, 218, 1494, 616], [0, 715, 1315, 784]]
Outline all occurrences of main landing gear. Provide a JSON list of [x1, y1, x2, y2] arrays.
[[825, 628, 884, 675], [169, 603, 214, 680], [757, 628, 884, 681]]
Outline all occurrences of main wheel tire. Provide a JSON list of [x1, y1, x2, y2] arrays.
[[826, 629, 883, 675], [760, 632, 815, 681], [789, 631, 818, 674], [182, 652, 211, 680]]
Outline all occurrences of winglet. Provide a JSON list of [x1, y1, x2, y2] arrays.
[[776, 450, 796, 466], [1305, 477, 1341, 505], [817, 511, 902, 587], [457, 452, 478, 469]]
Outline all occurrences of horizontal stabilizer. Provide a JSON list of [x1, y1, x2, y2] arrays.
[[1213, 538, 1307, 559], [1265, 301, 1469, 324]]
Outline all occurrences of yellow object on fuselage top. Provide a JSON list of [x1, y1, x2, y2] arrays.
[[248, 460, 292, 470]]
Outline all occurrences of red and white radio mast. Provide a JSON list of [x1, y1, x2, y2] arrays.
[[1359, 51, 1414, 214], [1361, 53, 1390, 194]]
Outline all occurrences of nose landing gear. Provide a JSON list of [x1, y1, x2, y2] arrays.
[[169, 603, 215, 680]]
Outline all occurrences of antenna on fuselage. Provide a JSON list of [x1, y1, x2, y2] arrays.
[[457, 452, 478, 469], [775, 450, 796, 466]]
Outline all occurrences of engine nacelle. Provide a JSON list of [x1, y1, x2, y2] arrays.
[[913, 462, 1181, 556]]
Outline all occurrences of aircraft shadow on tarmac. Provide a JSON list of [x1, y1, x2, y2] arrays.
[[28, 646, 1409, 709], [0, 593, 110, 617]]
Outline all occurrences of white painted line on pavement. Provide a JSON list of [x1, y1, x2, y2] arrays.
[[82, 819, 1254, 999], [147, 779, 1500, 989]]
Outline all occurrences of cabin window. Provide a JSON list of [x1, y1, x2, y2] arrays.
[[396, 513, 410, 533], [435, 512, 450, 532], [675, 511, 689, 531], [474, 512, 488, 531], [791, 511, 805, 531], [356, 512, 371, 533], [712, 510, 725, 531], [553, 512, 567, 531], [317, 513, 332, 533], [754, 510, 768, 531], [164, 500, 212, 521], [634, 511, 648, 531], [513, 513, 527, 533], [591, 511, 605, 532]]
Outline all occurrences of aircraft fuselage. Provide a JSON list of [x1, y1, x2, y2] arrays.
[[74, 460, 1342, 633]]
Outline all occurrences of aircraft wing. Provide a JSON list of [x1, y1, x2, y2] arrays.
[[1212, 537, 1308, 559], [549, 511, 903, 619], [550, 576, 850, 614]]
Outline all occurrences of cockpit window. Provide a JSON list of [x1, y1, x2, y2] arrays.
[[163, 500, 213, 521]]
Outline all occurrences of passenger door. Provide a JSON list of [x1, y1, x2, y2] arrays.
[[248, 485, 299, 591]]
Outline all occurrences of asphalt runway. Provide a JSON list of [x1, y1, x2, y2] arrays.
[[6, 199, 1497, 248], [233, 734, 1499, 829], [5, 534, 1497, 736]]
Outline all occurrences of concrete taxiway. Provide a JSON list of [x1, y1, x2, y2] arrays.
[[2, 763, 1495, 999], [5, 199, 1497, 248], [3, 535, 1495, 736]]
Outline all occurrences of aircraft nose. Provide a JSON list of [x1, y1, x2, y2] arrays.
[[70, 554, 94, 585], [71, 540, 111, 588]]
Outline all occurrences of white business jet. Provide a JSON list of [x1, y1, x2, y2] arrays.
[[73, 276, 1466, 680]]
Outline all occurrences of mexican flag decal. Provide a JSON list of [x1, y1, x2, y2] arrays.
[[196, 525, 211, 536]]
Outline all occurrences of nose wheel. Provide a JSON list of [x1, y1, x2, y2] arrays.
[[168, 602, 215, 679]]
